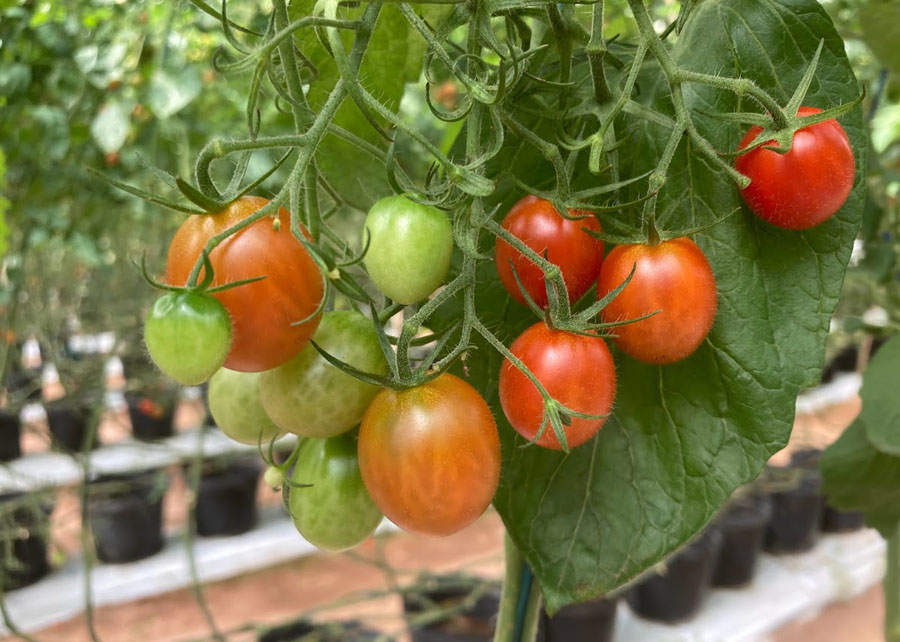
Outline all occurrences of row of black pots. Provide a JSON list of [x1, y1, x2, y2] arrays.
[[0, 493, 52, 591], [0, 392, 178, 460], [627, 453, 866, 625], [90, 458, 262, 564], [0, 458, 261, 590], [403, 576, 619, 642]]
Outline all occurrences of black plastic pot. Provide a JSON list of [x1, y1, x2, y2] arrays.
[[126, 392, 176, 441], [764, 466, 824, 555], [45, 399, 98, 451], [403, 577, 501, 642], [194, 459, 261, 537], [258, 619, 378, 642], [88, 469, 167, 563], [540, 596, 618, 642], [627, 527, 723, 623], [822, 505, 865, 533], [5, 367, 42, 403], [820, 345, 858, 384], [0, 409, 22, 462], [0, 493, 52, 590], [712, 494, 773, 588]]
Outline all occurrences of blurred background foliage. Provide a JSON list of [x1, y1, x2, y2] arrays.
[[0, 0, 897, 370]]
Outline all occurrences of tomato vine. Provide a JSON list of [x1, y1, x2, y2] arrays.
[[110, 0, 866, 631]]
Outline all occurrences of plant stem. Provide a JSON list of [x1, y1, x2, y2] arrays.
[[886, 526, 900, 642], [495, 533, 542, 642]]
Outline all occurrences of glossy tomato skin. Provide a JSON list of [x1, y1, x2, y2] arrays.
[[735, 106, 855, 230], [495, 195, 604, 308], [207, 368, 281, 445], [165, 195, 323, 372], [259, 310, 390, 438], [597, 237, 717, 364], [358, 373, 500, 536], [144, 291, 232, 385], [363, 194, 453, 304], [289, 433, 383, 552], [499, 322, 616, 450]]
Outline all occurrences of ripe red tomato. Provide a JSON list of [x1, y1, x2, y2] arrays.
[[358, 373, 500, 536], [166, 196, 323, 372], [735, 106, 855, 230], [596, 237, 717, 364], [495, 196, 604, 308], [499, 322, 616, 450]]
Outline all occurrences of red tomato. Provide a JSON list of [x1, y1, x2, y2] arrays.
[[358, 373, 500, 536], [499, 322, 616, 450], [597, 237, 717, 365], [495, 196, 604, 308], [165, 196, 323, 372], [735, 106, 854, 230]]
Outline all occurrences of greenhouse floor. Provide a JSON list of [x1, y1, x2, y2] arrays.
[[11, 510, 884, 642], [4, 377, 882, 642]]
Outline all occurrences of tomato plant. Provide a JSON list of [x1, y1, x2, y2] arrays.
[[289, 433, 383, 552], [499, 322, 616, 450], [596, 237, 718, 365], [165, 196, 323, 372], [363, 194, 454, 304], [259, 310, 390, 438], [358, 373, 500, 536], [143, 291, 232, 385], [207, 368, 281, 446], [735, 106, 855, 230], [117, 0, 865, 624], [494, 195, 604, 308]]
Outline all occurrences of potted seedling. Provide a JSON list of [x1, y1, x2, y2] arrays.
[[0, 491, 52, 590], [627, 526, 723, 623], [403, 575, 502, 642], [191, 454, 262, 537], [258, 619, 379, 642], [0, 344, 25, 462], [762, 454, 825, 554], [44, 351, 106, 452], [785, 448, 865, 534], [711, 485, 773, 588], [120, 351, 178, 442], [87, 467, 168, 563], [539, 594, 619, 642]]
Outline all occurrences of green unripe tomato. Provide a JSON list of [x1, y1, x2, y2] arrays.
[[263, 466, 284, 490], [144, 291, 232, 385], [208, 368, 281, 445], [259, 310, 389, 438], [289, 433, 383, 552], [363, 194, 453, 304]]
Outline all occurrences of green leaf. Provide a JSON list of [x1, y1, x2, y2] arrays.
[[822, 418, 900, 538], [821, 336, 900, 536], [0, 63, 31, 98], [290, 2, 419, 210], [437, 0, 865, 612], [859, 337, 900, 454], [147, 67, 202, 119], [860, 0, 900, 74], [90, 101, 130, 154]]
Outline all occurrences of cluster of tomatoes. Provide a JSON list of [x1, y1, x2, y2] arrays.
[[143, 108, 854, 550]]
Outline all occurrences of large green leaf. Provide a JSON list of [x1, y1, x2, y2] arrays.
[[439, 0, 865, 612], [861, 337, 900, 454], [289, 1, 441, 210], [822, 337, 900, 537]]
